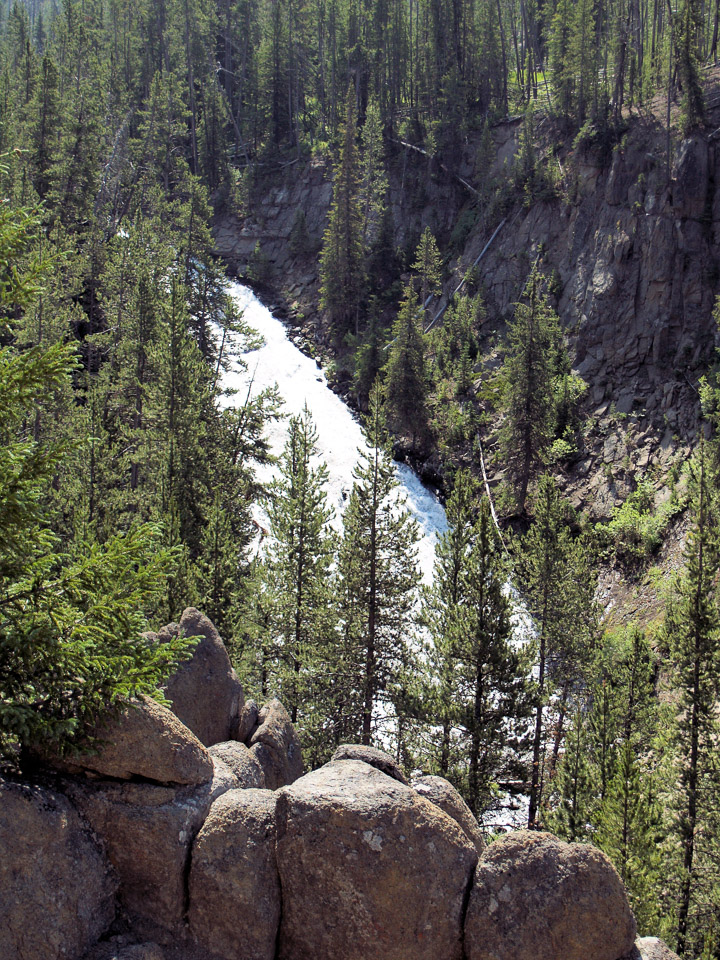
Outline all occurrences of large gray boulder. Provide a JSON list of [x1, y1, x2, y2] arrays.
[[464, 830, 636, 960], [188, 789, 280, 960], [162, 608, 244, 747], [411, 774, 485, 853], [635, 938, 681, 960], [0, 779, 116, 960], [249, 699, 303, 789], [233, 699, 259, 743], [208, 741, 266, 788], [38, 696, 215, 786], [331, 743, 408, 784], [275, 759, 478, 960], [64, 759, 237, 943]]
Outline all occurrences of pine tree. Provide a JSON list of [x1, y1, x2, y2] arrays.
[[423, 469, 478, 777], [517, 475, 598, 829], [319, 84, 365, 338], [261, 405, 336, 750], [595, 740, 663, 933], [499, 264, 563, 513], [353, 315, 384, 408], [547, 703, 592, 841], [549, 0, 575, 126], [664, 445, 720, 956], [336, 381, 421, 745], [0, 207, 191, 757], [423, 470, 527, 815], [384, 284, 428, 443], [28, 53, 60, 197], [194, 487, 244, 639], [586, 628, 661, 932], [568, 0, 598, 125], [359, 98, 388, 255], [676, 0, 704, 135], [412, 226, 443, 322], [457, 496, 526, 816]]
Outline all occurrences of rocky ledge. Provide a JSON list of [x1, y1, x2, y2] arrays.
[[1, 609, 676, 960]]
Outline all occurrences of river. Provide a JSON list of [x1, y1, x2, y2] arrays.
[[221, 282, 528, 829], [223, 282, 448, 583]]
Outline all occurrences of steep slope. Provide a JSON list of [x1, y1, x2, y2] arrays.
[[213, 76, 720, 530]]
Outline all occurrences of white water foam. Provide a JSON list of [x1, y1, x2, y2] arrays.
[[221, 282, 447, 583]]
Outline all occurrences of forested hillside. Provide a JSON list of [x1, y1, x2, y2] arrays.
[[2, 0, 720, 953]]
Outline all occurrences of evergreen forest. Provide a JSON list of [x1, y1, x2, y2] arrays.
[[2, 0, 720, 953]]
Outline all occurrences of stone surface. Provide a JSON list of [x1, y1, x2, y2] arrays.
[[673, 136, 709, 221], [234, 698, 259, 742], [42, 696, 214, 786], [636, 938, 681, 960], [188, 789, 280, 960], [162, 608, 244, 747], [0, 779, 116, 960], [411, 774, 485, 853], [464, 830, 636, 960], [213, 118, 720, 527], [84, 938, 166, 960], [275, 760, 478, 960], [64, 758, 237, 942], [208, 741, 266, 788], [331, 743, 409, 784], [249, 698, 303, 789]]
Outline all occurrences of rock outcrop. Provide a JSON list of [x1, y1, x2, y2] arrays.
[[213, 117, 720, 524], [275, 759, 478, 960], [248, 698, 303, 789], [208, 740, 266, 788], [411, 773, 485, 853], [331, 742, 409, 784], [464, 829, 637, 960], [64, 758, 238, 942], [233, 698, 259, 742], [3, 606, 643, 960], [161, 608, 244, 747], [188, 789, 280, 960], [635, 938, 682, 960], [36, 696, 215, 786], [0, 779, 116, 960]]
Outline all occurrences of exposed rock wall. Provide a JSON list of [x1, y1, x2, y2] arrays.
[[216, 126, 719, 432], [0, 610, 671, 960], [474, 128, 717, 438], [213, 118, 720, 515]]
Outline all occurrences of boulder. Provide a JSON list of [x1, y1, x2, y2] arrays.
[[38, 697, 214, 786], [331, 743, 408, 784], [249, 699, 303, 789], [188, 789, 280, 960], [411, 774, 485, 853], [64, 758, 237, 943], [636, 938, 681, 960], [233, 698, 259, 742], [0, 779, 116, 960], [162, 608, 244, 747], [275, 760, 478, 960], [464, 830, 636, 960], [208, 741, 266, 788]]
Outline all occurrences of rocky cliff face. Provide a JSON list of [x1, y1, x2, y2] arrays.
[[1, 610, 662, 960], [214, 105, 720, 522], [479, 130, 717, 423]]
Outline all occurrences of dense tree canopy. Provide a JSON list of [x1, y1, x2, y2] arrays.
[[3, 2, 720, 955]]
